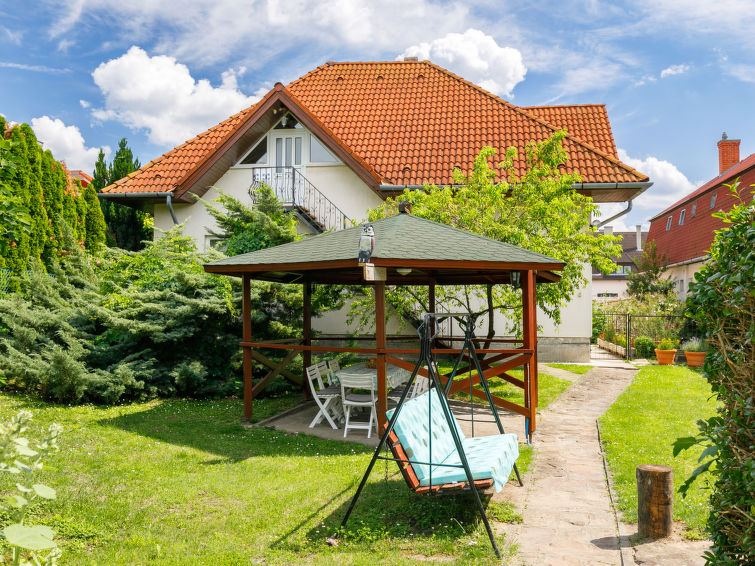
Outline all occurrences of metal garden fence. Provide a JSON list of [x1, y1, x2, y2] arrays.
[[593, 311, 693, 360]]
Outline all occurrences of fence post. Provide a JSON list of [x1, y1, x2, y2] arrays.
[[626, 313, 631, 360]]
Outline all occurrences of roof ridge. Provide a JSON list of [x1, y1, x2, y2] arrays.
[[523, 103, 606, 109]]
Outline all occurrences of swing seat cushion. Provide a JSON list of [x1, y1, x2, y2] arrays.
[[386, 390, 519, 492]]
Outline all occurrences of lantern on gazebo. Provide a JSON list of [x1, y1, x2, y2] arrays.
[[358, 224, 375, 264]]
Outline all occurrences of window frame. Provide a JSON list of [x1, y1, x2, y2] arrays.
[[678, 209, 686, 225], [666, 215, 673, 231]]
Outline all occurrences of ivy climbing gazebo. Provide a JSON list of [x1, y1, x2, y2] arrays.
[[203, 210, 564, 438]]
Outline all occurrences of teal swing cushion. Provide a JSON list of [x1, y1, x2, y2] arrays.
[[386, 389, 519, 492]]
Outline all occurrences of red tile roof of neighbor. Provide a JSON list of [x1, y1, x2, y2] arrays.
[[647, 153, 755, 265], [102, 61, 647, 196]]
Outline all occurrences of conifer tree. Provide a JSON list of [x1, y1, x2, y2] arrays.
[[93, 139, 151, 250], [83, 184, 106, 251]]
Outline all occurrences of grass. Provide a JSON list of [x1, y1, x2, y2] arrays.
[[599, 366, 718, 537], [445, 366, 572, 411], [0, 392, 535, 565], [544, 363, 592, 375]]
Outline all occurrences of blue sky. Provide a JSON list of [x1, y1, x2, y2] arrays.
[[2, 0, 755, 230]]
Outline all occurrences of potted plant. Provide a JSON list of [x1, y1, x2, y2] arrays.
[[655, 337, 678, 365], [681, 338, 707, 367]]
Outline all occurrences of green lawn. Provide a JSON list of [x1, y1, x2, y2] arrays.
[[544, 363, 592, 375], [446, 367, 572, 410], [599, 366, 718, 537], [0, 393, 532, 565]]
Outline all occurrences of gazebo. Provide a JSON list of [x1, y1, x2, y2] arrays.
[[203, 209, 564, 437]]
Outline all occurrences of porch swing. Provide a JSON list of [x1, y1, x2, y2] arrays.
[[336, 313, 522, 558]]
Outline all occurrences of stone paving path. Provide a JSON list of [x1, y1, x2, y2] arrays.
[[498, 364, 710, 565]]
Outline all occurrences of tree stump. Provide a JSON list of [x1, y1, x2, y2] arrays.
[[637, 464, 673, 538]]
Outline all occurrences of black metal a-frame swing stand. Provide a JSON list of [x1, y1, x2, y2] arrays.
[[335, 313, 523, 558]]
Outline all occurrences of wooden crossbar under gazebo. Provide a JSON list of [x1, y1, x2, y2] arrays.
[[203, 210, 564, 437]]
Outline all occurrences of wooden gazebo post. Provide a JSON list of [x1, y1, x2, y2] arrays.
[[242, 274, 253, 422], [303, 281, 312, 398], [521, 269, 538, 433], [375, 282, 387, 428]]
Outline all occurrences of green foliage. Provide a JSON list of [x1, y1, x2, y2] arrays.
[[201, 187, 298, 254], [358, 132, 622, 334], [0, 410, 62, 565], [0, 223, 241, 403], [626, 240, 675, 297], [82, 184, 106, 251], [634, 336, 656, 359], [92, 140, 152, 250], [0, 121, 100, 272], [682, 180, 755, 564]]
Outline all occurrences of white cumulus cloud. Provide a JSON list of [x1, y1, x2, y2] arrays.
[[660, 64, 689, 78], [399, 29, 526, 98], [618, 148, 696, 215], [91, 46, 259, 147], [30, 116, 109, 172]]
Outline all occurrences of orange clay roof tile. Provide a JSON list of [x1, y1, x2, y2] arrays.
[[103, 61, 646, 195]]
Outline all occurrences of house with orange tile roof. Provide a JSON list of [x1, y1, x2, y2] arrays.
[[647, 133, 755, 300], [99, 59, 651, 361]]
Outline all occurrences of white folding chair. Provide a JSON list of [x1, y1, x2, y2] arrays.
[[340, 374, 378, 438], [306, 363, 342, 429], [326, 359, 341, 385], [315, 360, 333, 386], [388, 371, 429, 404]]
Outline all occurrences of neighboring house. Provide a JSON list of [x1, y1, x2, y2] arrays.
[[592, 226, 647, 301], [647, 133, 755, 300], [99, 60, 650, 361], [68, 169, 93, 188]]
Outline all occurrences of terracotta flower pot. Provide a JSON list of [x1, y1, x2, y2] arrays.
[[655, 349, 677, 365], [684, 351, 706, 367]]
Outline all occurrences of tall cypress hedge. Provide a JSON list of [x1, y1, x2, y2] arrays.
[[0, 120, 104, 270]]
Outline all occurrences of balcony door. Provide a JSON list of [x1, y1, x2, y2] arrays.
[[270, 133, 305, 205]]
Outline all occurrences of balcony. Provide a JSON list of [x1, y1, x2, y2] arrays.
[[248, 167, 352, 233]]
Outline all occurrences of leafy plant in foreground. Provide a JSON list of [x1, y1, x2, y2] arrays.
[[0, 411, 61, 565], [677, 180, 754, 564]]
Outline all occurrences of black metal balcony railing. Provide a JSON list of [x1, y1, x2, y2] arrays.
[[248, 167, 352, 232]]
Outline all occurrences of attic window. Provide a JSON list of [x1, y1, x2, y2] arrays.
[[678, 209, 686, 225], [665, 216, 673, 231], [691, 203, 696, 217], [709, 193, 717, 209], [240, 138, 267, 165], [310, 135, 338, 163], [274, 114, 302, 129]]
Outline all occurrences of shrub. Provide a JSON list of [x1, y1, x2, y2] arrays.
[[634, 336, 655, 359], [681, 181, 754, 564], [681, 337, 707, 353], [657, 337, 678, 350]]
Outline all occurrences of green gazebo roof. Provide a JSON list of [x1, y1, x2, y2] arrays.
[[204, 213, 563, 284]]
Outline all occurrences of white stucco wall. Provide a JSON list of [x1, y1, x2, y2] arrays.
[[154, 164, 381, 250], [666, 261, 705, 301], [592, 278, 629, 300]]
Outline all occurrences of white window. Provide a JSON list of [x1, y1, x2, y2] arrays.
[[679, 209, 686, 225], [691, 203, 696, 217], [710, 193, 717, 209], [240, 138, 267, 165], [309, 135, 339, 163], [666, 216, 673, 231]]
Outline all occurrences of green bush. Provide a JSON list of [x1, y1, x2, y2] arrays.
[[634, 335, 655, 359], [683, 181, 754, 564], [680, 337, 707, 353]]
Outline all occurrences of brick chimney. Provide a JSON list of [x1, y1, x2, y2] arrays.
[[717, 132, 740, 174]]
